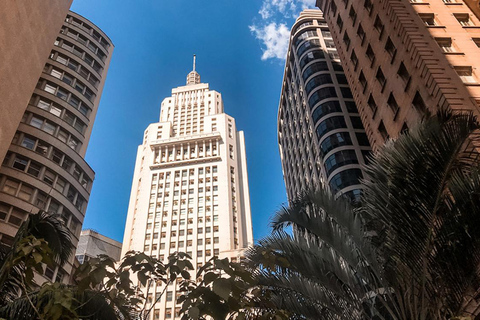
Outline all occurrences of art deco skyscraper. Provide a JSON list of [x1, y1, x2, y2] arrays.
[[316, 0, 480, 150], [278, 10, 371, 202], [0, 11, 113, 282], [121, 59, 253, 319]]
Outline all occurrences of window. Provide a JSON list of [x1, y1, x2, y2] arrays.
[[350, 50, 358, 68], [455, 66, 476, 83], [27, 162, 41, 177], [454, 13, 474, 26], [3, 179, 19, 195], [12, 155, 28, 171], [397, 62, 410, 84], [319, 132, 352, 156], [308, 87, 338, 107], [373, 15, 384, 34], [419, 13, 438, 26], [341, 87, 353, 99], [356, 132, 370, 146], [387, 93, 400, 115], [359, 71, 367, 91], [349, 7, 357, 23], [343, 32, 351, 50], [385, 37, 396, 57], [324, 150, 358, 175], [366, 45, 375, 63], [305, 74, 333, 95], [20, 136, 35, 151], [473, 38, 480, 48], [336, 15, 344, 31], [44, 84, 56, 94], [328, 169, 363, 193], [412, 91, 427, 113], [18, 184, 33, 201], [299, 50, 325, 69], [378, 121, 389, 140], [350, 117, 364, 129], [357, 24, 365, 43], [364, 0, 373, 13], [30, 117, 43, 129], [376, 67, 386, 89], [367, 94, 377, 115], [435, 38, 455, 52], [316, 116, 347, 140]]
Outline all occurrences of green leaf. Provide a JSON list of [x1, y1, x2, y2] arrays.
[[213, 278, 231, 300]]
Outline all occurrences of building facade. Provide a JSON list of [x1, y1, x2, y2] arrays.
[[121, 62, 253, 319], [278, 10, 371, 202], [316, 0, 480, 150], [0, 11, 113, 283], [76, 229, 122, 264], [0, 0, 73, 163]]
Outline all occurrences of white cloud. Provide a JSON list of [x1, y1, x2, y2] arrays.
[[249, 22, 291, 61], [258, 0, 316, 19], [251, 0, 317, 61]]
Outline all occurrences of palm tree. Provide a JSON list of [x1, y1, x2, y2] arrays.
[[0, 210, 75, 301], [247, 109, 480, 319]]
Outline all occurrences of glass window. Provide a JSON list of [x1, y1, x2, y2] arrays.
[[3, 179, 19, 195], [329, 169, 363, 193], [305, 74, 333, 95], [299, 50, 325, 69], [43, 170, 56, 186], [18, 184, 33, 201], [350, 117, 364, 129], [27, 162, 41, 177], [320, 132, 352, 157], [30, 117, 43, 129], [311, 100, 342, 124], [12, 155, 28, 171], [296, 39, 321, 58], [324, 150, 358, 176], [316, 116, 347, 140], [21, 137, 36, 150], [43, 122, 56, 135], [308, 86, 337, 107], [44, 84, 56, 94], [355, 132, 370, 146]]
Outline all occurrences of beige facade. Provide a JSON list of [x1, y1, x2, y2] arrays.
[[316, 0, 480, 150], [0, 11, 113, 283], [121, 65, 253, 319], [0, 0, 73, 163], [278, 10, 371, 203]]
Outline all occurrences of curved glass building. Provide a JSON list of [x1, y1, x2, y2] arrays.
[[0, 11, 113, 282], [278, 9, 371, 203]]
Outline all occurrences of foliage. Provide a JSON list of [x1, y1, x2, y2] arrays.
[[0, 211, 74, 302], [179, 256, 291, 320]]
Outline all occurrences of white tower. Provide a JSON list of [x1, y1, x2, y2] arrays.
[[121, 57, 254, 319]]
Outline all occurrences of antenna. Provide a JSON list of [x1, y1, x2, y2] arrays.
[[193, 54, 196, 72]]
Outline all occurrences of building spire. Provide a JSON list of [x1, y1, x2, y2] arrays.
[[186, 54, 201, 85]]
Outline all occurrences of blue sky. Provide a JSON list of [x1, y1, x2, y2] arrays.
[[71, 0, 315, 243]]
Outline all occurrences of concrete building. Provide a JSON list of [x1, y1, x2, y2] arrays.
[[121, 58, 253, 319], [278, 10, 371, 203], [316, 0, 480, 150], [75, 229, 122, 264], [0, 11, 113, 283], [0, 0, 73, 163]]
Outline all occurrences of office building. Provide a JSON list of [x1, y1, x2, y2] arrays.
[[76, 229, 122, 264], [0, 0, 73, 162], [278, 10, 371, 202], [0, 11, 113, 283], [316, 0, 480, 150], [121, 59, 253, 319]]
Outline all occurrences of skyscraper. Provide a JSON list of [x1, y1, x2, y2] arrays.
[[0, 0, 73, 162], [316, 0, 480, 150], [121, 58, 253, 319], [278, 10, 371, 203], [0, 11, 113, 283]]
